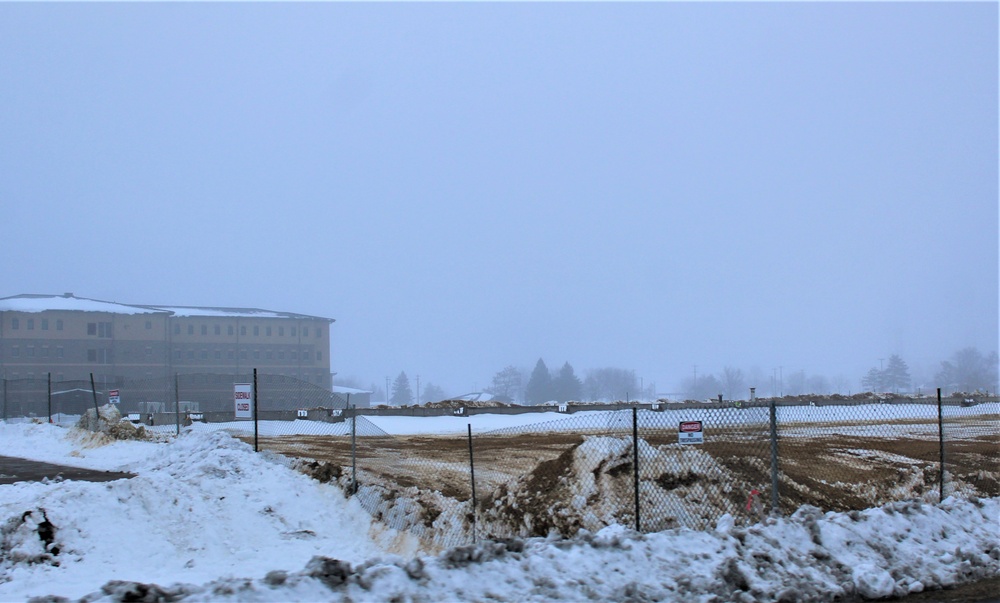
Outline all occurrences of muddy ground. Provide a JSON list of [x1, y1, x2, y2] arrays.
[[257, 414, 998, 512]]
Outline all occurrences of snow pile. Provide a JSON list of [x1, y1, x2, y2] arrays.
[[62, 497, 1000, 602], [480, 436, 752, 539], [0, 425, 412, 601], [75, 404, 151, 442]]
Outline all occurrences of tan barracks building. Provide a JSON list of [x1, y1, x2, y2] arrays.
[[0, 293, 334, 388]]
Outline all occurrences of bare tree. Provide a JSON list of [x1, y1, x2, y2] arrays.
[[721, 366, 746, 400], [487, 365, 523, 403]]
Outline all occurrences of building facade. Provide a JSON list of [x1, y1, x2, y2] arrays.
[[0, 293, 334, 388]]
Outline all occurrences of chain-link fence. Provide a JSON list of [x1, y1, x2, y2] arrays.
[[4, 376, 997, 554]]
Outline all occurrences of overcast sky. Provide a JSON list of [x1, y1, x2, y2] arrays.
[[1, 2, 996, 396]]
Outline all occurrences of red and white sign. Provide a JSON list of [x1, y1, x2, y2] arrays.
[[234, 383, 253, 419], [678, 420, 704, 444], [108, 389, 120, 405]]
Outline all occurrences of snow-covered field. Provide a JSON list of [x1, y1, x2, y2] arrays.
[[0, 418, 998, 602]]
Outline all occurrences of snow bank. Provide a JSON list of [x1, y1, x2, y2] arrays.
[[0, 426, 412, 601], [66, 497, 1000, 602]]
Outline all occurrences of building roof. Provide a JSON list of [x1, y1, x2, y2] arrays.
[[0, 293, 334, 322], [0, 293, 167, 315]]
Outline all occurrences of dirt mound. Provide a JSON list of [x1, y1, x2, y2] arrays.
[[75, 405, 149, 441], [478, 436, 754, 539]]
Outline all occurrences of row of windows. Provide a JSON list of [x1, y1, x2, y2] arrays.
[[8, 346, 66, 358], [172, 324, 323, 338], [172, 349, 322, 362], [9, 318, 64, 331]]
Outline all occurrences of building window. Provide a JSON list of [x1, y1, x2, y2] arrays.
[[227, 350, 234, 360], [27, 346, 35, 357], [253, 351, 260, 360], [302, 351, 311, 361], [88, 349, 97, 362], [188, 325, 194, 335], [56, 347, 64, 358], [56, 319, 63, 331], [290, 351, 298, 360], [253, 326, 260, 336], [301, 327, 308, 337], [40, 346, 49, 357], [27, 319, 34, 330], [279, 327, 284, 336], [145, 320, 152, 330], [266, 326, 272, 336], [174, 350, 182, 360], [214, 325, 221, 335], [174, 324, 180, 335], [200, 325, 207, 335], [145, 347, 152, 357], [10, 346, 18, 357], [41, 319, 49, 330], [99, 322, 112, 338], [265, 351, 273, 360], [88, 322, 97, 335], [199, 350, 208, 360], [187, 350, 194, 359], [214, 350, 221, 359], [315, 328, 321, 338], [10, 318, 18, 330], [317, 351, 323, 361], [291, 327, 297, 337], [240, 351, 247, 360], [278, 351, 285, 360], [228, 325, 234, 336]]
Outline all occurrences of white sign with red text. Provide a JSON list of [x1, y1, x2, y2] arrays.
[[678, 420, 704, 445], [234, 383, 253, 419]]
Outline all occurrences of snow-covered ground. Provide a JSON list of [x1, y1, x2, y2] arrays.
[[0, 419, 997, 602]]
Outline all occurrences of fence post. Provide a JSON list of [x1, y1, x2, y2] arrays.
[[937, 388, 945, 502], [350, 403, 357, 495], [90, 373, 99, 417], [769, 399, 780, 514], [467, 424, 478, 544], [2, 378, 6, 422], [253, 368, 259, 453], [174, 373, 181, 436], [632, 407, 641, 531], [47, 373, 52, 424]]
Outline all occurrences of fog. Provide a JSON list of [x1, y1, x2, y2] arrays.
[[1, 3, 996, 399]]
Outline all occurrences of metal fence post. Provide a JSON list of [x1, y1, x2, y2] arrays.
[[47, 373, 52, 424], [174, 373, 181, 436], [769, 400, 780, 514], [350, 404, 357, 495], [467, 424, 478, 544], [1, 378, 6, 422], [937, 387, 945, 502], [253, 368, 259, 453], [632, 406, 641, 532], [90, 373, 99, 417]]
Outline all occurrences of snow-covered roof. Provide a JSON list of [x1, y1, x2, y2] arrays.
[[0, 294, 167, 315], [332, 386, 372, 395], [0, 294, 333, 322], [145, 305, 333, 321]]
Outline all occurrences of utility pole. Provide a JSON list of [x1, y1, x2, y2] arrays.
[[416, 375, 421, 406], [385, 376, 390, 406]]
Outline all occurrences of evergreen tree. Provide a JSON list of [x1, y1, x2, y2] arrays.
[[552, 362, 582, 402], [422, 383, 447, 404], [861, 367, 885, 392], [936, 347, 999, 394], [524, 358, 553, 405], [882, 354, 911, 393], [391, 371, 413, 406]]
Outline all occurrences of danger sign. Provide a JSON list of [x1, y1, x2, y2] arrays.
[[678, 420, 704, 445], [108, 389, 120, 405], [234, 383, 253, 419]]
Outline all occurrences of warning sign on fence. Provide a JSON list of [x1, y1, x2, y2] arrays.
[[234, 383, 253, 419], [108, 389, 120, 406], [678, 420, 704, 445]]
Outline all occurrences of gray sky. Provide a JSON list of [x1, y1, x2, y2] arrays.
[[1, 2, 996, 396]]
